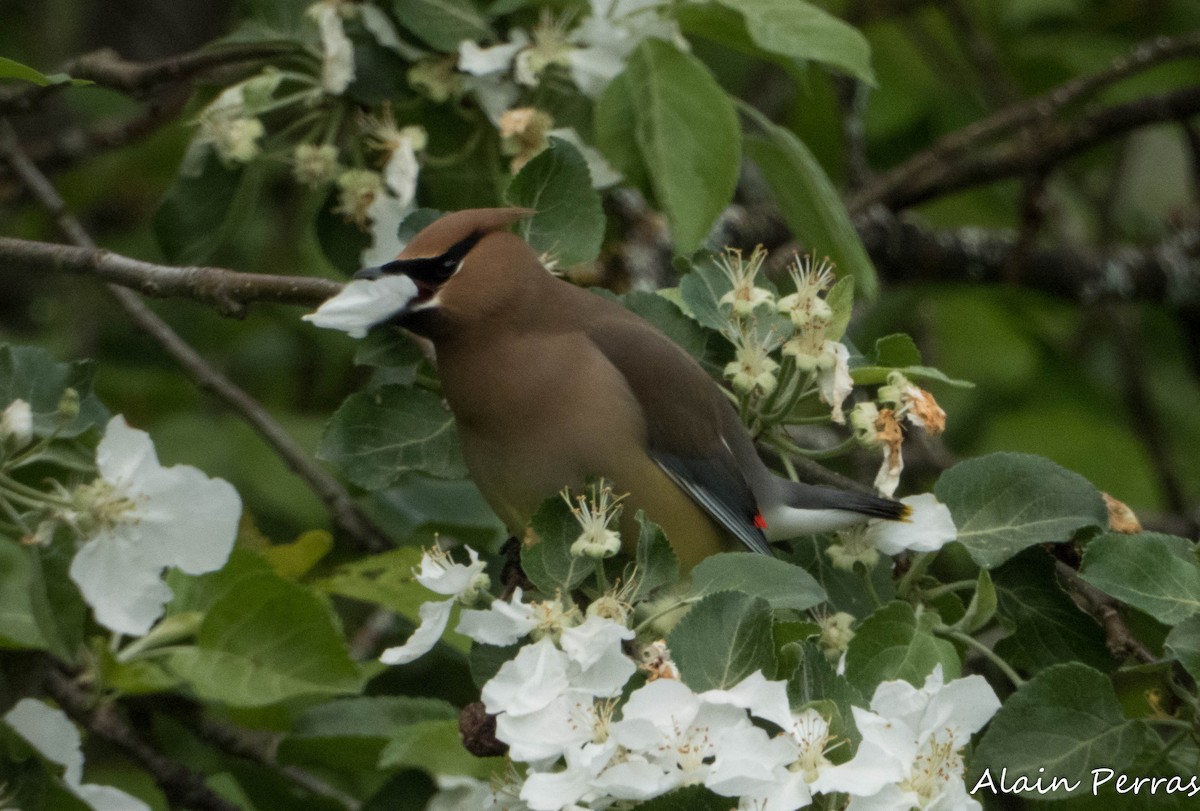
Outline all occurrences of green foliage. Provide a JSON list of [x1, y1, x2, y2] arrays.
[[389, 0, 492, 52], [0, 344, 108, 438], [162, 551, 364, 706], [318, 384, 468, 489], [1081, 533, 1200, 625], [506, 137, 606, 267], [689, 552, 827, 611], [631, 511, 680, 601], [741, 106, 880, 300], [971, 664, 1151, 799], [521, 494, 597, 594], [935, 452, 1109, 568], [843, 601, 959, 693], [153, 148, 260, 264], [668, 591, 777, 690], [615, 40, 741, 254]]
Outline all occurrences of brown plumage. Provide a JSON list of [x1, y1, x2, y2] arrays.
[[357, 208, 906, 569]]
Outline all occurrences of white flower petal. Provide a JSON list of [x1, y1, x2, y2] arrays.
[[302, 275, 419, 338], [458, 31, 530, 76], [75, 783, 153, 811], [520, 766, 592, 811], [69, 529, 174, 636], [868, 494, 956, 555], [457, 591, 538, 646], [482, 638, 570, 716], [357, 5, 425, 60], [415, 547, 485, 597], [3, 700, 153, 811], [919, 674, 1001, 743], [705, 724, 796, 797], [701, 670, 793, 731], [4, 698, 86, 785], [818, 340, 853, 424], [496, 693, 594, 763], [95, 415, 161, 488], [379, 599, 454, 665], [130, 461, 241, 574], [309, 2, 355, 93], [592, 757, 677, 801], [361, 192, 413, 268]]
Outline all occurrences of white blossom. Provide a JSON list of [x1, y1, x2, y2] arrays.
[[379, 545, 490, 665], [4, 699, 152, 811], [292, 143, 341, 187], [457, 588, 539, 646], [67, 416, 240, 636], [564, 481, 625, 560], [817, 666, 1001, 811], [302, 274, 419, 339]]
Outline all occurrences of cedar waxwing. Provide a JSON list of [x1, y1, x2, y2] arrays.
[[356, 208, 907, 570]]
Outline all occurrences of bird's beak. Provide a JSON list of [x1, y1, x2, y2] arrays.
[[353, 264, 387, 281]]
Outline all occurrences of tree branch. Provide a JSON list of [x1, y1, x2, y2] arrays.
[[0, 236, 339, 315], [43, 668, 242, 811], [0, 120, 392, 554], [855, 205, 1200, 308], [853, 30, 1200, 212], [0, 43, 297, 114]]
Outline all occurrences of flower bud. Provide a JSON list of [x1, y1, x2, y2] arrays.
[[56, 388, 80, 423], [1, 399, 33, 451]]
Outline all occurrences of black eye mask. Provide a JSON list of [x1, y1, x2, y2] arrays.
[[377, 231, 483, 288]]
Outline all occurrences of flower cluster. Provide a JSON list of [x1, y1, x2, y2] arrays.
[[396, 550, 1001, 811], [713, 248, 853, 427]]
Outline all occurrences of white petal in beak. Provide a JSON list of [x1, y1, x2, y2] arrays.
[[302, 274, 419, 338]]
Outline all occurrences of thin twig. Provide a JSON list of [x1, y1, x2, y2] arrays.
[[169, 705, 362, 811], [0, 43, 296, 114], [939, 0, 1021, 107], [857, 82, 1200, 212], [1054, 560, 1158, 664], [0, 236, 340, 315], [853, 30, 1200, 212], [0, 120, 392, 554], [43, 668, 242, 811]]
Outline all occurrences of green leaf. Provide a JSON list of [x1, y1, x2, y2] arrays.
[[1164, 616, 1200, 682], [0, 543, 70, 657], [378, 720, 502, 778], [1080, 533, 1200, 625], [825, 275, 854, 341], [679, 256, 734, 333], [624, 40, 741, 254], [0, 56, 89, 87], [318, 384, 467, 489], [279, 696, 457, 770], [849, 363, 974, 388], [506, 137, 606, 267], [970, 663, 1150, 799], [742, 113, 879, 300], [154, 147, 261, 263], [707, 0, 874, 84], [668, 591, 776, 690], [622, 291, 711, 365], [521, 495, 597, 595], [164, 565, 363, 706], [785, 535, 895, 617], [260, 530, 333, 579], [935, 452, 1107, 569], [631, 511, 680, 601], [594, 72, 651, 194], [872, 333, 922, 367], [953, 569, 997, 634], [690, 553, 827, 611], [635, 786, 731, 810], [0, 344, 108, 438], [781, 640, 864, 745], [992, 548, 1112, 675], [389, 0, 492, 51], [843, 601, 959, 694]]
